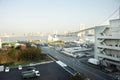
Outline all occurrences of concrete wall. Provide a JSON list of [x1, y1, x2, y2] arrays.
[[110, 19, 120, 36], [94, 26, 108, 59], [94, 19, 120, 67]]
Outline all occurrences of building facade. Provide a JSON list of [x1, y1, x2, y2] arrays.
[[95, 19, 120, 70]]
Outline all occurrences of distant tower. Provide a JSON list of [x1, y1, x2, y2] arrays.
[[0, 38, 2, 48]]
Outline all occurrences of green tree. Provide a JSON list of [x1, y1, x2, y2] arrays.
[[20, 47, 43, 61], [0, 47, 46, 65], [7, 49, 21, 62], [0, 53, 12, 64]]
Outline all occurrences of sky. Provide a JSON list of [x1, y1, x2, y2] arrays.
[[0, 0, 120, 34]]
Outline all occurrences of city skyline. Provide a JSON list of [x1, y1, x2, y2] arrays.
[[0, 0, 120, 34]]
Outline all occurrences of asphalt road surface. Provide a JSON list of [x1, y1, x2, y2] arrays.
[[0, 62, 72, 80], [41, 47, 115, 80]]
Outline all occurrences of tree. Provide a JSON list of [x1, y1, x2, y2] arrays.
[[0, 53, 12, 65], [20, 47, 43, 61], [0, 47, 46, 65], [7, 49, 21, 62]]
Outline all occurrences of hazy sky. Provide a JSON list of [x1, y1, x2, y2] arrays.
[[0, 0, 120, 34]]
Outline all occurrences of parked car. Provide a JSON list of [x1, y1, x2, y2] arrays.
[[18, 65, 22, 70], [27, 67, 36, 71], [5, 67, 10, 72]]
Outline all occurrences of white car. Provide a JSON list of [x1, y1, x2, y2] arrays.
[[5, 67, 10, 72], [18, 65, 22, 70]]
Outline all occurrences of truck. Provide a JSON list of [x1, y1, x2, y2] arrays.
[[22, 70, 40, 79], [88, 58, 100, 65]]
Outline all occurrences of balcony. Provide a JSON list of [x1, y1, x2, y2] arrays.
[[97, 36, 120, 39], [98, 45, 120, 50], [98, 53, 120, 62]]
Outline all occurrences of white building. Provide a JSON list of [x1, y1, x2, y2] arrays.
[[95, 19, 120, 70], [48, 35, 59, 42]]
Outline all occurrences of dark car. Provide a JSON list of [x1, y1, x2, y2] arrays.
[[27, 67, 36, 71]]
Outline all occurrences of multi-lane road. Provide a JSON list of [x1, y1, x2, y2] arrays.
[[41, 46, 115, 80]]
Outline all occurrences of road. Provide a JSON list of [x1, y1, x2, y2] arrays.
[[41, 47, 115, 80]]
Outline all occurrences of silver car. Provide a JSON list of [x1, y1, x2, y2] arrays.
[[5, 67, 10, 72], [18, 65, 22, 70]]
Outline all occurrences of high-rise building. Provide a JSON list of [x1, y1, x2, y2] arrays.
[[95, 19, 120, 70]]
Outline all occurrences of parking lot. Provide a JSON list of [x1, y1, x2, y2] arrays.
[[0, 62, 72, 80]]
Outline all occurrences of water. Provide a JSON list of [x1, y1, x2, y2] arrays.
[[59, 36, 77, 42], [1, 36, 78, 43]]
